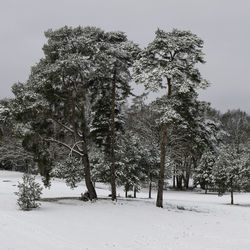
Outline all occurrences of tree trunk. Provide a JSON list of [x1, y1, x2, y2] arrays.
[[156, 78, 171, 208], [184, 174, 190, 189], [156, 122, 167, 208], [176, 175, 183, 190], [183, 175, 187, 189], [205, 185, 208, 194], [82, 155, 97, 200], [134, 186, 137, 198], [149, 179, 152, 199], [230, 179, 234, 205], [81, 103, 97, 200], [176, 176, 180, 189], [173, 167, 176, 188], [110, 68, 117, 201], [125, 185, 128, 198]]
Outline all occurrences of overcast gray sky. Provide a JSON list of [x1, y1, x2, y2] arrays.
[[0, 0, 249, 113]]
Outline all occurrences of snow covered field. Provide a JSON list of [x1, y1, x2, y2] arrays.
[[1, 170, 250, 250]]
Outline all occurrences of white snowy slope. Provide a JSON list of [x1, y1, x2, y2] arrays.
[[1, 170, 250, 250]]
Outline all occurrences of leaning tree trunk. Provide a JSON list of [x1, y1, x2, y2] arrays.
[[110, 68, 117, 201], [156, 78, 171, 208], [186, 175, 190, 189], [156, 122, 167, 208], [82, 152, 97, 200]]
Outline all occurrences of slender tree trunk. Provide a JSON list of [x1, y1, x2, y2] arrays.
[[205, 184, 208, 194], [230, 179, 234, 205], [173, 167, 176, 188], [156, 122, 167, 208], [231, 190, 234, 205], [183, 175, 187, 189], [176, 176, 180, 189], [156, 78, 171, 208], [110, 68, 117, 201], [180, 176, 183, 190], [133, 186, 137, 198], [185, 174, 190, 189], [176, 175, 183, 190], [125, 185, 128, 198], [149, 179, 152, 199]]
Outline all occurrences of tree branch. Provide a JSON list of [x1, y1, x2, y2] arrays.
[[49, 116, 75, 135], [43, 137, 83, 157]]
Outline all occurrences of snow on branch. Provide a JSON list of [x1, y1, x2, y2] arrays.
[[43, 137, 83, 157]]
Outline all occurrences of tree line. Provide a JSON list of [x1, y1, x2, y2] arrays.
[[0, 26, 250, 207]]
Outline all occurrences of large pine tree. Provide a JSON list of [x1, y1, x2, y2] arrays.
[[133, 29, 208, 207], [89, 31, 140, 200], [11, 26, 115, 200]]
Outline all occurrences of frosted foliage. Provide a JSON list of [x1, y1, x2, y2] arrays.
[[133, 28, 209, 132], [178, 81, 190, 93], [0, 105, 10, 124], [52, 157, 84, 189], [0, 138, 33, 171], [12, 82, 50, 117], [16, 174, 43, 211], [89, 147, 110, 182], [194, 151, 216, 187], [14, 123, 32, 137], [116, 132, 146, 190], [213, 145, 250, 193], [0, 105, 9, 116], [153, 97, 182, 123], [161, 107, 181, 123], [133, 28, 208, 92]]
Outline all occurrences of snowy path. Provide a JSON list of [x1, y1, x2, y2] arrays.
[[1, 170, 250, 250]]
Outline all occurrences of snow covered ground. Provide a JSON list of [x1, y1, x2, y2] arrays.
[[1, 170, 250, 250]]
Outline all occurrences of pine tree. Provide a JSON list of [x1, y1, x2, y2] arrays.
[[52, 156, 84, 189], [89, 31, 140, 200], [125, 95, 160, 198], [167, 96, 222, 190], [193, 151, 216, 193], [116, 131, 144, 198], [133, 29, 208, 207], [213, 145, 250, 204], [11, 26, 116, 200], [16, 174, 43, 210], [221, 109, 250, 151], [0, 99, 34, 172]]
